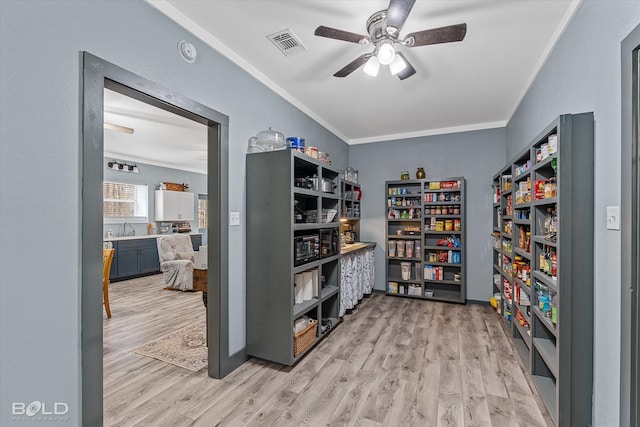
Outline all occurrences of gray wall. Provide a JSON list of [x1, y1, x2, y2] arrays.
[[0, 1, 347, 425], [505, 1, 640, 425], [349, 128, 507, 302], [103, 159, 207, 241]]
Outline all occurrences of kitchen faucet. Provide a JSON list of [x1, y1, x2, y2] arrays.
[[122, 221, 135, 237]]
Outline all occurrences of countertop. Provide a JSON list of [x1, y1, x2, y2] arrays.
[[104, 232, 202, 242], [340, 241, 376, 255]]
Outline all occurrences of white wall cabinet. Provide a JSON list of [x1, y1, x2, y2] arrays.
[[154, 190, 194, 221]]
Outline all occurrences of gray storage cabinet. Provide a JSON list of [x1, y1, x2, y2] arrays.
[[107, 234, 201, 282], [246, 150, 341, 365], [490, 113, 594, 426]]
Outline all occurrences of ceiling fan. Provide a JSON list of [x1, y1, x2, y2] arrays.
[[314, 0, 467, 80]]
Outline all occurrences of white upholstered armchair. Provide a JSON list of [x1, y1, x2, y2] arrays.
[[156, 234, 195, 291]]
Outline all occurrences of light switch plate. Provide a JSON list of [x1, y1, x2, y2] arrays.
[[606, 206, 620, 230], [230, 211, 240, 226]]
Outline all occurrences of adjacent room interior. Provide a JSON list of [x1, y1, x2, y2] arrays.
[[1, 1, 639, 427]]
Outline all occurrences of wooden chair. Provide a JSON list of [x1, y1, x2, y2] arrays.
[[103, 248, 115, 318]]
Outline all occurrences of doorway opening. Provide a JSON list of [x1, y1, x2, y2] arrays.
[[621, 24, 639, 427], [82, 52, 234, 425]]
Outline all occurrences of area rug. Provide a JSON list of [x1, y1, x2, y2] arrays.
[[132, 321, 207, 371]]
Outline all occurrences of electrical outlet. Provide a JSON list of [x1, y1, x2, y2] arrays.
[[230, 211, 240, 226], [606, 206, 620, 230]]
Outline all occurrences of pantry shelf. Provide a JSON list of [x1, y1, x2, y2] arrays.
[[533, 306, 557, 334], [516, 303, 531, 323], [387, 277, 423, 284], [513, 247, 531, 259], [426, 230, 462, 235], [293, 254, 340, 274], [514, 170, 531, 181], [533, 197, 558, 206], [320, 285, 339, 301], [387, 234, 422, 240], [293, 188, 319, 197], [387, 256, 422, 261], [386, 177, 466, 304], [514, 319, 532, 348], [423, 261, 462, 267], [533, 153, 558, 171], [514, 332, 531, 367], [423, 279, 462, 286], [423, 201, 461, 206], [533, 271, 558, 293], [424, 245, 463, 250], [247, 149, 343, 366], [532, 235, 557, 247], [293, 298, 319, 318], [534, 338, 559, 378]]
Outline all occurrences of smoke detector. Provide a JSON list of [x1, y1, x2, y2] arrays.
[[178, 40, 197, 63]]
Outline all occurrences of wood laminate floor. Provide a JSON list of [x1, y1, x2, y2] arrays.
[[103, 275, 553, 427]]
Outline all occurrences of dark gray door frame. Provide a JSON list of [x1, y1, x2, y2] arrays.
[[621, 24, 640, 427], [82, 52, 243, 425]]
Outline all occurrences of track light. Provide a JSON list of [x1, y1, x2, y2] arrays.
[[107, 160, 139, 173], [363, 56, 380, 76]]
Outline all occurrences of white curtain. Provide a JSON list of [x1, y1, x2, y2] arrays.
[[340, 247, 375, 317]]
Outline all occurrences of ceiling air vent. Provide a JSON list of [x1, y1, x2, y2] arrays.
[[266, 29, 308, 57]]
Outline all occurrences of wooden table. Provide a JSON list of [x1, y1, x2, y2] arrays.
[[193, 268, 208, 345], [193, 268, 208, 306]]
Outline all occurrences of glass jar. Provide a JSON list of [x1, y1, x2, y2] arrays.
[[400, 171, 410, 180]]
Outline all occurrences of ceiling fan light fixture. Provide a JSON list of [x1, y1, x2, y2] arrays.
[[363, 55, 380, 76], [389, 54, 407, 75], [377, 41, 396, 65]]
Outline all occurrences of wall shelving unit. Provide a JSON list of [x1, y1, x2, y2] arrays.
[[386, 177, 466, 303], [490, 113, 594, 426], [246, 150, 341, 366], [340, 178, 361, 243], [340, 179, 361, 220]]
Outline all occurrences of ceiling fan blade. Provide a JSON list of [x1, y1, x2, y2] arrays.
[[314, 26, 370, 44], [395, 52, 416, 80], [404, 23, 467, 47], [333, 54, 372, 78], [384, 0, 416, 34]]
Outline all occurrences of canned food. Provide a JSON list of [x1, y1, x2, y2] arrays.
[[286, 136, 305, 152]]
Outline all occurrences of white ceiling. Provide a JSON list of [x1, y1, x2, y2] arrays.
[[106, 0, 581, 173], [148, 0, 581, 144], [104, 89, 208, 174]]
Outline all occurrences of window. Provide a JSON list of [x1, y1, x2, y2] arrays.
[[103, 181, 148, 223], [198, 194, 208, 229]]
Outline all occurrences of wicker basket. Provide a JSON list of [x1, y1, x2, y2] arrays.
[[294, 318, 318, 357], [163, 182, 185, 191]]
